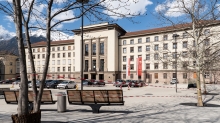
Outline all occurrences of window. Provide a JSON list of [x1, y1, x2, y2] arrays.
[[182, 61, 188, 68], [130, 47, 134, 53], [163, 63, 168, 69], [100, 59, 104, 71], [204, 72, 209, 78], [52, 47, 55, 51], [183, 73, 187, 79], [42, 54, 45, 58], [68, 67, 71, 72], [154, 44, 159, 51], [63, 53, 65, 58], [73, 46, 75, 50], [57, 53, 60, 58], [154, 63, 159, 69], [92, 43, 96, 55], [57, 67, 60, 72], [130, 64, 134, 70], [10, 62, 12, 66], [123, 65, 126, 70], [130, 39, 134, 44], [183, 41, 187, 48], [138, 38, 142, 43], [163, 53, 168, 59], [172, 62, 177, 69], [182, 51, 188, 58], [100, 42, 104, 55], [85, 44, 89, 56], [138, 46, 142, 52], [154, 53, 159, 60], [146, 54, 150, 60], [68, 59, 71, 65], [123, 40, 126, 45], [183, 32, 188, 38], [68, 52, 71, 57], [123, 56, 126, 62], [193, 40, 196, 47], [146, 64, 150, 69], [68, 46, 71, 50], [73, 52, 75, 57], [92, 60, 96, 70], [37, 54, 40, 59], [123, 74, 126, 78], [51, 67, 55, 72], [204, 29, 210, 36], [172, 52, 177, 59], [130, 74, 133, 78], [63, 46, 65, 50], [154, 73, 158, 79], [37, 61, 40, 65], [63, 59, 66, 65], [85, 60, 88, 71], [42, 60, 45, 65], [37, 48, 40, 52], [163, 43, 168, 50], [57, 47, 60, 51], [130, 56, 134, 61], [146, 37, 150, 42], [123, 48, 126, 53], [205, 49, 210, 57], [146, 45, 150, 51], [173, 43, 177, 49], [42, 48, 45, 52], [52, 53, 55, 58], [33, 49, 35, 52], [57, 60, 60, 65], [193, 61, 196, 66], [63, 67, 65, 72], [173, 73, 177, 78], [154, 36, 159, 41], [163, 35, 168, 41], [28, 61, 30, 66], [204, 39, 210, 46], [193, 51, 197, 58], [163, 73, 167, 79]]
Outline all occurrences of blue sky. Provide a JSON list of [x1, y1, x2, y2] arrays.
[[0, 0, 218, 39]]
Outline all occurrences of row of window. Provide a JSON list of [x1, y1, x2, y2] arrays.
[[122, 73, 188, 79], [32, 46, 74, 53], [28, 59, 75, 66], [122, 39, 210, 53], [122, 29, 210, 45], [27, 66, 75, 73], [29, 52, 75, 59], [85, 42, 104, 56]]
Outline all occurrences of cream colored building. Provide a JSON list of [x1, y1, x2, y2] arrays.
[[26, 22, 220, 83], [0, 51, 18, 81]]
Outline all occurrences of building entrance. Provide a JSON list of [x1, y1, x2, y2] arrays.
[[99, 74, 104, 80], [84, 74, 88, 79], [91, 74, 96, 80]]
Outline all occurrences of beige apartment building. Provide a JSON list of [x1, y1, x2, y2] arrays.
[[26, 21, 220, 83]]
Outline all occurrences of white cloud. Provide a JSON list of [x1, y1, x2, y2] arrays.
[[101, 0, 153, 19], [0, 25, 15, 40]]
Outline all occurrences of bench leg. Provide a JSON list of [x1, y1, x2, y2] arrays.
[[88, 104, 101, 113]]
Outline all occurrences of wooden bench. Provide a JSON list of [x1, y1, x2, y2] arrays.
[[0, 88, 10, 95], [67, 90, 124, 113], [3, 90, 56, 110]]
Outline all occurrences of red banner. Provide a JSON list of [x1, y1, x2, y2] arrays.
[[138, 57, 142, 76]]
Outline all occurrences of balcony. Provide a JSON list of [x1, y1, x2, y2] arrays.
[[89, 68, 96, 72], [99, 68, 104, 71]]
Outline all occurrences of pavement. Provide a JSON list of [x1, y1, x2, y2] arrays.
[[0, 83, 220, 123]]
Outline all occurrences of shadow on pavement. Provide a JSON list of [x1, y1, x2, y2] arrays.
[[194, 93, 219, 95], [180, 103, 220, 107], [78, 109, 134, 113]]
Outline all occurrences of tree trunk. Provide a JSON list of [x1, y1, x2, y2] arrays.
[[12, 0, 29, 116]]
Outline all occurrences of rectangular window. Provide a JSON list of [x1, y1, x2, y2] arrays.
[[146, 54, 150, 60], [193, 61, 196, 66], [163, 73, 167, 79], [68, 59, 71, 65], [183, 73, 187, 79], [37, 48, 40, 52], [100, 59, 104, 71], [57, 47, 60, 51], [123, 65, 126, 70], [63, 46, 65, 50], [123, 48, 126, 53], [172, 62, 177, 69], [63, 59, 66, 65], [193, 51, 197, 58], [57, 53, 60, 58], [204, 29, 210, 36], [173, 43, 177, 49], [146, 37, 150, 42], [172, 52, 177, 59], [100, 42, 104, 55], [92, 43, 96, 55], [182, 61, 188, 68], [42, 54, 45, 58], [183, 32, 188, 38], [123, 40, 126, 45], [85, 60, 88, 71], [154, 44, 159, 51], [85, 44, 89, 56], [130, 47, 134, 53], [42, 48, 45, 52], [37, 61, 40, 65], [52, 47, 55, 51], [63, 67, 65, 72], [163, 43, 168, 50], [73, 52, 75, 57], [193, 40, 196, 47], [52, 53, 55, 58], [68, 52, 71, 57], [163, 53, 168, 59], [10, 62, 12, 65], [154, 53, 159, 60], [183, 41, 188, 48], [37, 54, 40, 59], [154, 63, 158, 69], [138, 46, 142, 52], [130, 64, 134, 70], [163, 35, 168, 41], [57, 60, 60, 65], [130, 74, 133, 78], [123, 56, 126, 62], [68, 67, 71, 72], [130, 39, 134, 44], [173, 73, 177, 78], [182, 51, 188, 58], [33, 49, 35, 52], [57, 67, 60, 72], [163, 63, 168, 69], [146, 63, 150, 69], [63, 53, 65, 58], [138, 38, 142, 43], [52, 60, 55, 65], [52, 67, 55, 72], [204, 39, 210, 46], [146, 45, 150, 51], [154, 36, 159, 41], [42, 60, 45, 65], [92, 60, 96, 70], [154, 73, 158, 79], [204, 72, 209, 78], [68, 46, 71, 50], [123, 74, 126, 78], [130, 56, 134, 61]]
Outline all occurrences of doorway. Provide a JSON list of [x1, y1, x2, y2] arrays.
[[99, 74, 104, 80], [84, 74, 88, 79], [91, 74, 96, 80]]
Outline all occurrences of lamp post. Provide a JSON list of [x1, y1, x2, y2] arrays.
[[173, 34, 179, 93], [77, 0, 89, 90]]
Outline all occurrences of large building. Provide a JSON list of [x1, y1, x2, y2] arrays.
[[26, 21, 220, 83]]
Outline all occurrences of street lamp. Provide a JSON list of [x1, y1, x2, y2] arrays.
[[173, 34, 179, 93], [77, 0, 89, 90]]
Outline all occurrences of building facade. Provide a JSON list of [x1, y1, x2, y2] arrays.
[[26, 22, 220, 83]]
